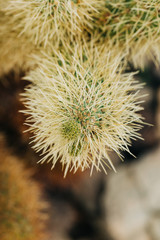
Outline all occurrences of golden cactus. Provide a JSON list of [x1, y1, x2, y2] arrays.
[[0, 135, 48, 240]]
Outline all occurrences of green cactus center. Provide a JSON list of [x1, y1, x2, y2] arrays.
[[61, 120, 81, 140], [68, 141, 82, 156]]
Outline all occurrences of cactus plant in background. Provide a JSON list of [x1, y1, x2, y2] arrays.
[[0, 29, 36, 77], [0, 0, 104, 76], [22, 46, 144, 176], [0, 136, 48, 240], [1, 0, 160, 74], [0, 9, 36, 76], [3, 0, 103, 48], [96, 0, 160, 69]]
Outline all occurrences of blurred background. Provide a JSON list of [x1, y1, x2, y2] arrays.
[[0, 62, 160, 240]]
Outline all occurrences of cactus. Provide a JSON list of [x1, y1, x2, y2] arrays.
[[1, 0, 160, 73], [3, 0, 103, 48], [96, 0, 160, 68], [0, 8, 36, 76], [22, 46, 144, 176], [0, 137, 48, 240]]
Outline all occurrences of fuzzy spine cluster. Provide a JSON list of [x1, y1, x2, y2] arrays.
[[22, 48, 144, 176]]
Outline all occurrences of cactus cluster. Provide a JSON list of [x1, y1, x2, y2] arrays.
[[1, 0, 158, 175]]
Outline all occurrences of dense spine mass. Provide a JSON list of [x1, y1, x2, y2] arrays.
[[96, 0, 160, 68], [100, 0, 160, 42], [3, 0, 103, 47], [22, 47, 144, 176]]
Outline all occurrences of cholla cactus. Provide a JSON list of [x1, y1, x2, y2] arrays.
[[4, 0, 103, 48], [0, 136, 48, 240], [1, 0, 159, 73], [0, 0, 103, 75], [97, 0, 160, 68], [0, 31, 35, 76], [0, 9, 36, 76], [22, 46, 144, 176]]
